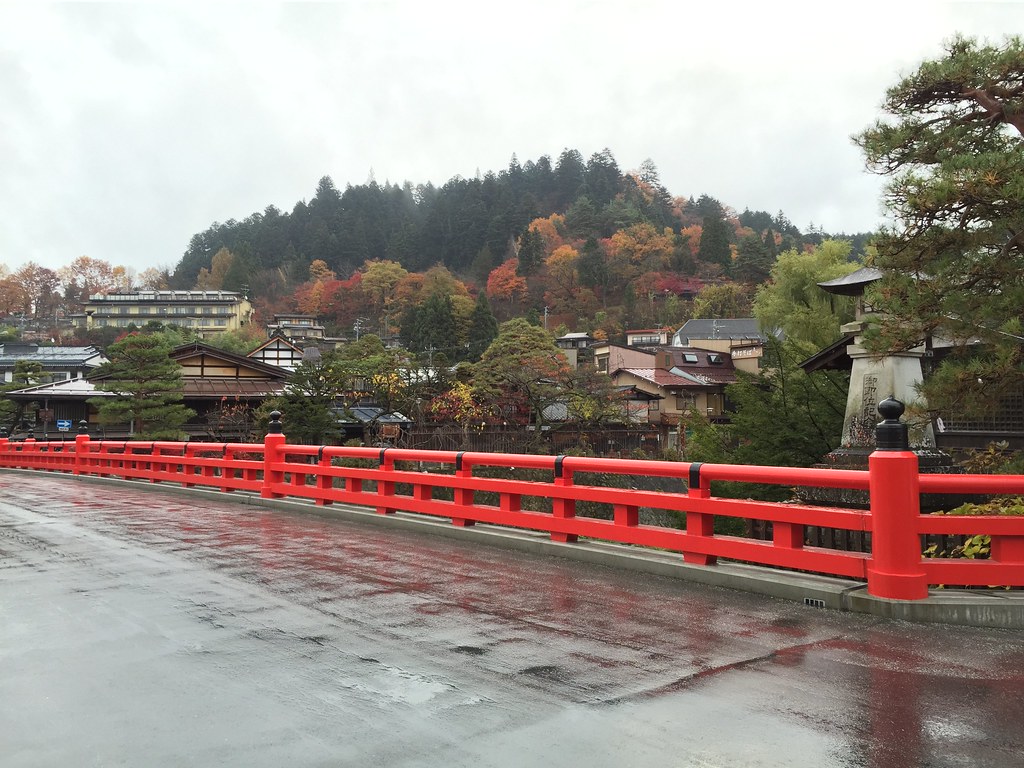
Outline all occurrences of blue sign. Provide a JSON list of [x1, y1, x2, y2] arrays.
[[56, 419, 73, 432]]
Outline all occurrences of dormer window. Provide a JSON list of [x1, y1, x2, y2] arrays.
[[682, 353, 699, 364], [707, 353, 723, 364]]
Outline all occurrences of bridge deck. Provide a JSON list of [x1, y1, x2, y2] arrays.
[[2, 475, 1022, 767]]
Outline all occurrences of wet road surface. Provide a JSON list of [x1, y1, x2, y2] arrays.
[[1, 475, 1022, 767]]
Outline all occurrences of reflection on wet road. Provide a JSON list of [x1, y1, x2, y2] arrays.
[[1, 476, 1022, 767]]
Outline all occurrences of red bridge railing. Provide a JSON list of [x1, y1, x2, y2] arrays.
[[1, 402, 1022, 602]]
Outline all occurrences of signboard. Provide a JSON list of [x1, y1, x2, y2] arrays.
[[56, 419, 73, 432]]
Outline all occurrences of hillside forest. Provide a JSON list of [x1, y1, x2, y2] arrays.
[[0, 148, 871, 354]]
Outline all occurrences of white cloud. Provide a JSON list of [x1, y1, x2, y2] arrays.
[[1, 1, 1020, 273]]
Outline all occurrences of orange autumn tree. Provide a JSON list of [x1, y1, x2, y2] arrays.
[[528, 214, 566, 254], [486, 258, 528, 311], [543, 245, 581, 314], [294, 260, 340, 316]]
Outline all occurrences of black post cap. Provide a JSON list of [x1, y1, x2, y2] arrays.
[[268, 410, 284, 434], [78, 420, 89, 435], [875, 396, 909, 451]]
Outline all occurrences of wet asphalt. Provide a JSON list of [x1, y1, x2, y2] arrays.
[[1, 474, 1022, 768]]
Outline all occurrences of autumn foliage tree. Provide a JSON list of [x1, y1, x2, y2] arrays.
[[486, 258, 528, 312], [473, 318, 570, 446]]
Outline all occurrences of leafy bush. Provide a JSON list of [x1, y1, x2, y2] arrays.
[[923, 497, 1024, 588]]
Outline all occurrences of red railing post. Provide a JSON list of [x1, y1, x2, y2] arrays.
[[315, 449, 333, 506], [261, 411, 285, 499], [867, 398, 928, 600], [0, 428, 9, 467], [551, 456, 578, 543], [376, 448, 395, 515], [452, 453, 475, 527], [73, 422, 90, 476], [685, 463, 716, 565]]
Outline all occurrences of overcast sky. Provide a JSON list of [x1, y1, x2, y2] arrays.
[[2, 1, 1020, 276]]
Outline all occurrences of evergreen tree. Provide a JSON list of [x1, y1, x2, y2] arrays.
[[578, 237, 609, 295], [854, 34, 1024, 416], [467, 292, 498, 362], [0, 360, 45, 432], [564, 196, 599, 238], [402, 294, 458, 358], [684, 337, 848, 499], [553, 148, 587, 209], [88, 332, 194, 439], [264, 354, 342, 446], [733, 234, 773, 284], [697, 214, 732, 270], [516, 227, 544, 277], [583, 148, 621, 207]]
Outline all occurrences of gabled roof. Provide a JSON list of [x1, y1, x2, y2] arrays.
[[674, 318, 767, 342], [5, 377, 107, 400], [248, 334, 304, 357], [615, 385, 663, 401], [170, 341, 290, 379], [798, 333, 856, 373], [817, 266, 883, 296], [332, 406, 412, 424], [613, 368, 692, 389], [0, 344, 106, 369], [5, 376, 288, 401], [668, 367, 737, 386], [6, 342, 291, 402], [613, 364, 735, 390]]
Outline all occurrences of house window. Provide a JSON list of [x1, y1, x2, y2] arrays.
[[596, 357, 608, 373], [676, 394, 697, 410], [708, 353, 723, 364], [683, 353, 699, 364], [648, 400, 659, 411]]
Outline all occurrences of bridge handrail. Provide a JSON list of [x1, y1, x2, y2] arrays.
[[0, 404, 1021, 601]]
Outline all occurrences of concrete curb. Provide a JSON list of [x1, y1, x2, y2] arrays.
[[9, 469, 1024, 630]]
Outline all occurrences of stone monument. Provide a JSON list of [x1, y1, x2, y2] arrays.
[[817, 266, 934, 450], [804, 267, 958, 509]]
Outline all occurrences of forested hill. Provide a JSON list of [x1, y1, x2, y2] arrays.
[[166, 148, 876, 350], [171, 148, 871, 294]]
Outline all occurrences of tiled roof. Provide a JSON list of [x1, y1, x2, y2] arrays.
[[4, 377, 105, 399], [616, 366, 735, 389], [669, 367, 737, 386], [616, 368, 691, 388], [6, 376, 287, 401], [674, 318, 766, 342], [183, 379, 288, 398], [0, 344, 105, 368]]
